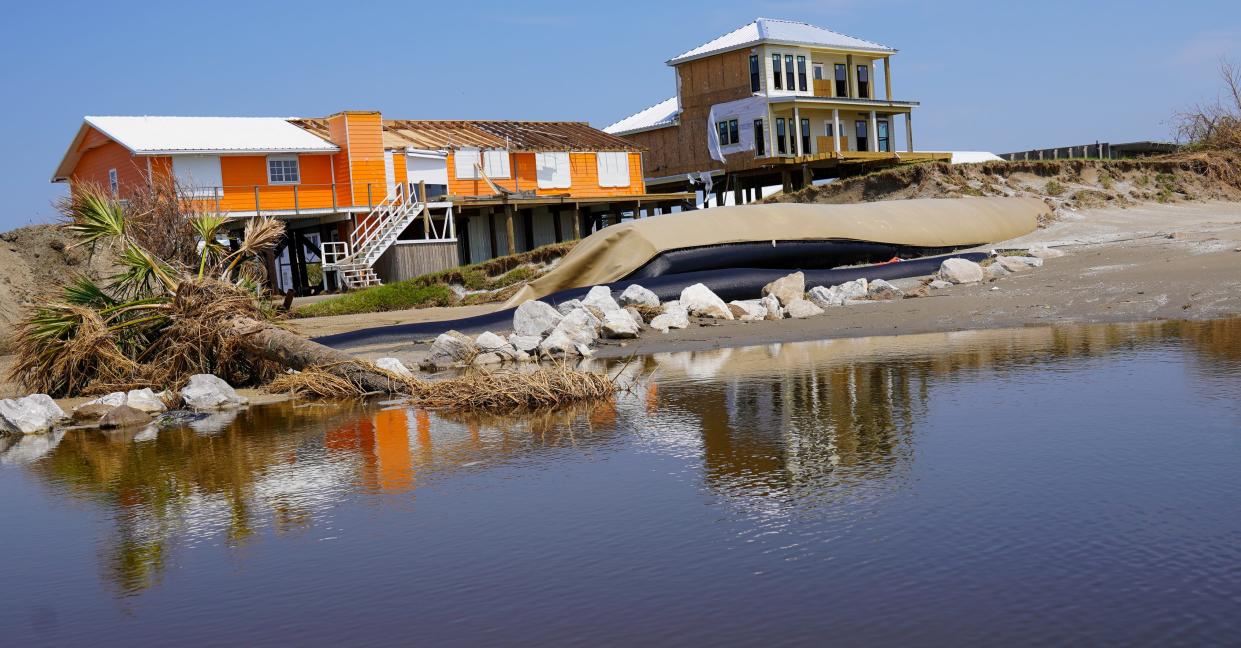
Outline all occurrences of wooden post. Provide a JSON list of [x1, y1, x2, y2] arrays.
[[487, 208, 499, 259], [801, 165, 813, 188], [573, 204, 583, 239], [504, 203, 516, 255], [714, 188, 725, 208], [733, 178, 744, 206], [418, 180, 427, 203], [781, 169, 793, 194], [552, 205, 564, 242]]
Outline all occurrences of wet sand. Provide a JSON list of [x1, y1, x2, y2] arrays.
[[329, 201, 1241, 366]]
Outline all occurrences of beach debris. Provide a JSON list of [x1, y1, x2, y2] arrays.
[[99, 404, 153, 430], [728, 299, 769, 321], [0, 394, 67, 435], [649, 302, 690, 332], [760, 293, 784, 320], [513, 300, 563, 337], [428, 331, 479, 368], [762, 271, 806, 306], [785, 299, 825, 319], [180, 374, 248, 410], [1027, 245, 1066, 259], [867, 279, 903, 301], [618, 284, 660, 308], [996, 256, 1044, 272], [937, 258, 984, 284], [601, 311, 641, 339], [375, 357, 413, 376], [680, 283, 735, 320]]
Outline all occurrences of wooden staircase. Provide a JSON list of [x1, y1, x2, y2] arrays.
[[323, 189, 425, 290]]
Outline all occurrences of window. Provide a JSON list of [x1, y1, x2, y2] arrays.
[[728, 119, 739, 145], [835, 64, 848, 97], [855, 120, 869, 152], [483, 149, 511, 179], [824, 121, 835, 137], [596, 152, 631, 187], [857, 65, 870, 98], [108, 168, 118, 196], [535, 152, 571, 189], [784, 55, 795, 91], [772, 54, 782, 90], [749, 54, 760, 92], [801, 118, 811, 155], [797, 56, 808, 92], [775, 118, 787, 154], [813, 63, 824, 81], [267, 157, 300, 184], [754, 119, 765, 156], [877, 120, 890, 153], [718, 121, 729, 144]]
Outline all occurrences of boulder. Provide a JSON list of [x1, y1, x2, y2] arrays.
[[427, 330, 478, 368], [538, 329, 581, 357], [180, 374, 248, 410], [99, 404, 153, 430], [760, 293, 784, 320], [512, 300, 563, 337], [996, 255, 1044, 272], [556, 299, 583, 315], [728, 299, 768, 321], [807, 285, 837, 309], [929, 279, 953, 290], [1027, 245, 1065, 259], [983, 261, 1011, 280], [867, 279, 903, 301], [72, 402, 114, 423], [475, 331, 510, 353], [762, 271, 806, 306], [375, 357, 413, 376], [0, 395, 67, 434], [125, 388, 167, 414], [582, 286, 623, 314], [785, 299, 825, 319], [807, 278, 869, 308], [601, 311, 640, 339], [679, 283, 734, 320], [85, 392, 126, 408], [937, 258, 984, 284], [554, 308, 601, 346], [618, 284, 660, 308], [649, 303, 690, 332], [624, 306, 646, 326], [508, 334, 542, 353]]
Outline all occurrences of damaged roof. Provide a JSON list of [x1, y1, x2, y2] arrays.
[[290, 118, 642, 152]]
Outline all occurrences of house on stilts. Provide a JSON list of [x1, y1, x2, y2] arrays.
[[52, 112, 693, 295]]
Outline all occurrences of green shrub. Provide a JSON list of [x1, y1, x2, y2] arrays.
[[293, 282, 455, 318], [1044, 180, 1066, 196], [1098, 172, 1114, 190]]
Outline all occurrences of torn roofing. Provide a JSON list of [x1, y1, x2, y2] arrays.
[[667, 17, 894, 65], [290, 118, 644, 152], [604, 97, 680, 136]]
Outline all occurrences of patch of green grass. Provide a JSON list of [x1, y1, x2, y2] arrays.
[[1044, 179, 1066, 196], [1098, 172, 1114, 190], [293, 282, 455, 318]]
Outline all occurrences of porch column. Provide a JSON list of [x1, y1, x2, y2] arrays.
[[869, 110, 879, 152], [905, 112, 914, 152], [833, 109, 841, 154], [766, 103, 776, 158], [885, 56, 893, 100], [793, 105, 802, 155], [846, 54, 855, 98], [504, 203, 516, 255]]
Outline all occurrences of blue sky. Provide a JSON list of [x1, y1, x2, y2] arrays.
[[2, 0, 1238, 229]]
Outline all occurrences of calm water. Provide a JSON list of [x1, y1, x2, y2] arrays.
[[2, 320, 1240, 646]]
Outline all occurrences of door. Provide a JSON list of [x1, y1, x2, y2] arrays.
[[877, 120, 891, 153], [855, 120, 868, 152]]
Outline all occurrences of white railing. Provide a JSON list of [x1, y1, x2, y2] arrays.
[[321, 241, 351, 266], [350, 184, 414, 256]]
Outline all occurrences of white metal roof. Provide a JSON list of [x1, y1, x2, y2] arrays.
[[668, 18, 893, 65], [84, 116, 339, 154], [603, 97, 680, 136]]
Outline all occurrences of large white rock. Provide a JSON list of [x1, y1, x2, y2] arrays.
[[0, 394, 67, 435], [808, 278, 868, 308], [785, 299, 825, 319], [983, 261, 1011, 280], [929, 279, 953, 290], [1027, 245, 1066, 259], [475, 331, 522, 362], [512, 300, 563, 337], [601, 311, 640, 339], [375, 357, 413, 376], [728, 299, 768, 321], [556, 299, 583, 315], [554, 308, 601, 346], [508, 334, 542, 353], [649, 303, 690, 332], [180, 374, 248, 410], [125, 388, 167, 414], [618, 284, 660, 308], [996, 255, 1044, 272], [85, 392, 126, 408], [867, 279, 903, 301], [581, 286, 623, 314], [762, 271, 806, 306], [937, 258, 984, 284], [624, 306, 646, 326], [679, 283, 734, 320], [760, 293, 784, 320], [538, 329, 581, 357], [427, 330, 478, 368]]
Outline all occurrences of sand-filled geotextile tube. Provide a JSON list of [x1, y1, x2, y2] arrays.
[[504, 196, 1044, 305], [314, 251, 988, 349]]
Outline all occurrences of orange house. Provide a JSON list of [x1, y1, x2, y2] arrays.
[[52, 111, 692, 294]]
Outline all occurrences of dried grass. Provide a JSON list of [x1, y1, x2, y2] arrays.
[[268, 362, 617, 414]]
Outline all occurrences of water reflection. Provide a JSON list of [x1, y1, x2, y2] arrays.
[[4, 318, 1239, 596]]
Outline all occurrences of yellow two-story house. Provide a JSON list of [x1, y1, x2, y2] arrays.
[[606, 18, 946, 198]]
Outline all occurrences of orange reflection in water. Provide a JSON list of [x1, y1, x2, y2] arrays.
[[374, 409, 413, 494]]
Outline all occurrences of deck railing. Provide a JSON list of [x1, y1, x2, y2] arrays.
[[183, 182, 393, 215]]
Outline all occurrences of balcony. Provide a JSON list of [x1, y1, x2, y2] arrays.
[[183, 182, 447, 218]]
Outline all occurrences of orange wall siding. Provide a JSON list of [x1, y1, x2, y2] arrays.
[[327, 116, 354, 207], [340, 112, 386, 206], [445, 151, 644, 198], [217, 153, 336, 212], [70, 127, 145, 193]]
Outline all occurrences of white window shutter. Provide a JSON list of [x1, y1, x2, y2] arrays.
[[483, 149, 511, 179], [536, 152, 571, 189], [596, 152, 630, 188], [171, 155, 223, 197], [454, 148, 481, 179]]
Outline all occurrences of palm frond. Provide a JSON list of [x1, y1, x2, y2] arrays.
[[219, 217, 284, 280], [62, 276, 119, 309], [190, 213, 230, 277], [109, 243, 180, 299], [65, 188, 127, 247]]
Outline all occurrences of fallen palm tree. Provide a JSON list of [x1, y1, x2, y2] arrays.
[[10, 185, 615, 409]]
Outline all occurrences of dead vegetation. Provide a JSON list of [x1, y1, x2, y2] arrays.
[[1175, 58, 1241, 152], [268, 362, 617, 414]]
